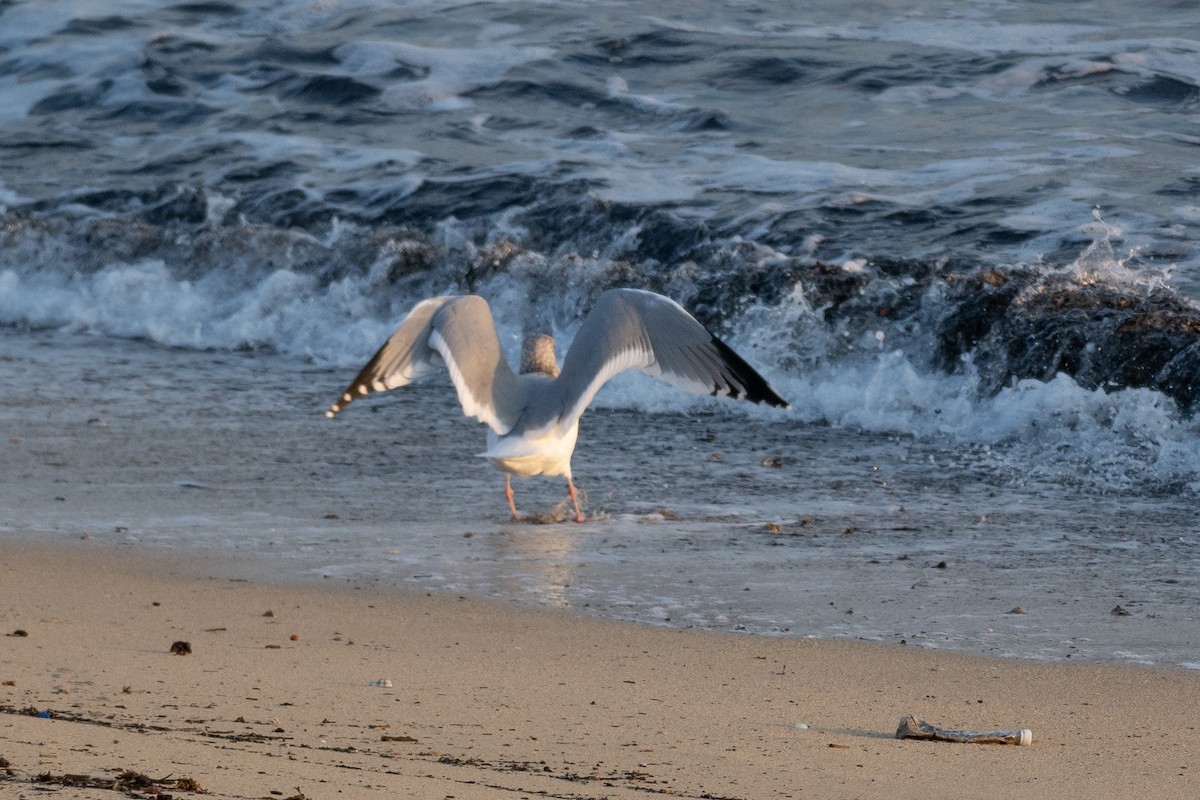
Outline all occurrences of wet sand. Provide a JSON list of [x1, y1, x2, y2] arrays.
[[1, 541, 1197, 799]]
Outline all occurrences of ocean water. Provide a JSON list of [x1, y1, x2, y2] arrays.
[[2, 0, 1199, 667]]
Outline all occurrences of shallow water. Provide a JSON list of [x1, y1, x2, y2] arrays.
[[2, 1, 1200, 668], [3, 331, 1197, 669]]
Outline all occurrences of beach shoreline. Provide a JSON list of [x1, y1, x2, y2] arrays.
[[6, 329, 1199, 672], [1, 539, 1196, 799]]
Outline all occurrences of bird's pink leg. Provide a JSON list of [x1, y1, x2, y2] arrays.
[[505, 474, 522, 521], [566, 477, 585, 523]]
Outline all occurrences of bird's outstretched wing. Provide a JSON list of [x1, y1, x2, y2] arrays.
[[326, 295, 524, 434], [535, 288, 789, 434]]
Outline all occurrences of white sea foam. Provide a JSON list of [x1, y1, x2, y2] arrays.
[[0, 259, 380, 361], [4, 234, 1199, 498]]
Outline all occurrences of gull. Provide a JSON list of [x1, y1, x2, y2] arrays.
[[326, 288, 789, 522]]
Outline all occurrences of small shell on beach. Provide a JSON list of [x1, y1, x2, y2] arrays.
[[169, 640, 192, 655], [761, 455, 784, 468], [369, 678, 394, 688]]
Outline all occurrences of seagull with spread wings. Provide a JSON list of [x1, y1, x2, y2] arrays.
[[327, 288, 789, 522]]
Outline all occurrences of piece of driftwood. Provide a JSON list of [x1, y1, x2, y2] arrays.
[[896, 714, 1032, 746]]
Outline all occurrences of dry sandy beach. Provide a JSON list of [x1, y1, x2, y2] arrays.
[[1, 541, 1197, 800]]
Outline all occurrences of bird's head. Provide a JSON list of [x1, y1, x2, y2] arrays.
[[520, 334, 560, 377]]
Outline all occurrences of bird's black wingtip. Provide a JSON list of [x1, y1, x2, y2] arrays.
[[754, 386, 791, 409], [710, 335, 790, 409]]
